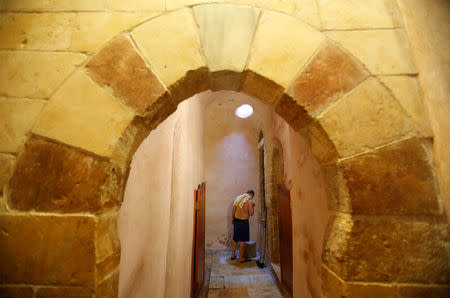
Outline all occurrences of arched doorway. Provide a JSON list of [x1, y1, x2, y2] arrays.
[[3, 4, 448, 297]]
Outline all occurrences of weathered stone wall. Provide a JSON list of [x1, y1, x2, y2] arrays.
[[396, 0, 450, 229], [0, 1, 448, 297]]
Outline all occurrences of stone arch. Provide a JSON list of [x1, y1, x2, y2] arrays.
[[3, 4, 449, 297]]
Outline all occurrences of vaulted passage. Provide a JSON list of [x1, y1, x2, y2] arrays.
[[0, 1, 449, 297]]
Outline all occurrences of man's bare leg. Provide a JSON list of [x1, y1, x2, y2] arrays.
[[238, 242, 246, 261], [232, 240, 237, 259]]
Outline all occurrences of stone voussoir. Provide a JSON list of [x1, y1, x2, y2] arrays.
[[193, 4, 260, 72], [32, 70, 135, 157], [86, 35, 166, 115], [8, 135, 123, 214], [211, 70, 244, 92], [275, 94, 313, 131], [288, 41, 369, 118], [247, 9, 325, 88], [340, 137, 441, 215], [299, 120, 339, 164], [168, 67, 211, 105], [318, 77, 417, 157], [240, 70, 284, 105], [131, 8, 206, 87]]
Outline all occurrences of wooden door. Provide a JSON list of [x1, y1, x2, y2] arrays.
[[192, 182, 206, 298], [277, 183, 293, 295]]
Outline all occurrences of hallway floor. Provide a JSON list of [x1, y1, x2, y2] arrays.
[[206, 253, 283, 298]]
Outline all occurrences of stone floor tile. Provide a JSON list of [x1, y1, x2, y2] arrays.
[[224, 275, 251, 288], [208, 288, 250, 298], [209, 276, 224, 289], [247, 287, 283, 298], [247, 274, 274, 288]]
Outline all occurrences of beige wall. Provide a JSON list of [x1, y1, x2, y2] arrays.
[[118, 95, 206, 298], [205, 92, 262, 251], [263, 107, 329, 298], [396, 0, 450, 225]]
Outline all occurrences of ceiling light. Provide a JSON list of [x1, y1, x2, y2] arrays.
[[235, 104, 253, 118]]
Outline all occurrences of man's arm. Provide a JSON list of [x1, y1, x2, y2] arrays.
[[248, 200, 255, 216], [232, 205, 236, 223]]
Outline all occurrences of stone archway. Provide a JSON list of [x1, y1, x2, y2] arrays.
[[2, 4, 449, 297]]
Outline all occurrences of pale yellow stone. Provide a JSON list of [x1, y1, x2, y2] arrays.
[[71, 12, 159, 52], [132, 9, 206, 86], [166, 0, 320, 27], [318, 77, 417, 157], [105, 0, 165, 11], [247, 10, 325, 87], [33, 71, 135, 157], [246, 0, 321, 28], [379, 75, 432, 136], [0, 98, 45, 152], [237, 0, 297, 14], [168, 0, 321, 27], [327, 29, 416, 75], [0, 13, 75, 50], [166, 0, 224, 10], [194, 4, 260, 72], [0, 0, 104, 11], [318, 0, 402, 29], [291, 0, 321, 29], [0, 51, 86, 98]]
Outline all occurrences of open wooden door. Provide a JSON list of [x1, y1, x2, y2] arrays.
[[277, 183, 293, 295], [191, 182, 206, 298]]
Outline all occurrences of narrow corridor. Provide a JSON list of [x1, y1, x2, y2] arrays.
[[205, 253, 283, 298]]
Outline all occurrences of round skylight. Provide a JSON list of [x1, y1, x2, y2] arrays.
[[235, 104, 253, 118]]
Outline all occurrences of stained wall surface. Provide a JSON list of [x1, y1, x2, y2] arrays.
[[118, 95, 206, 298], [396, 0, 450, 225]]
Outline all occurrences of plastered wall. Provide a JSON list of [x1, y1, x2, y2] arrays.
[[118, 95, 206, 298], [263, 103, 329, 298], [205, 92, 262, 251]]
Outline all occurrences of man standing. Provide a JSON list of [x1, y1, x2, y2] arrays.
[[231, 190, 255, 262]]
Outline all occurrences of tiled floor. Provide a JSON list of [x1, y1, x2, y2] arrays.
[[206, 253, 283, 298]]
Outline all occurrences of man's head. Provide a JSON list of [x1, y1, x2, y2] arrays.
[[247, 190, 255, 198]]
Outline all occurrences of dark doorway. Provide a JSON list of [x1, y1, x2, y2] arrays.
[[192, 182, 206, 298], [278, 183, 293, 295]]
